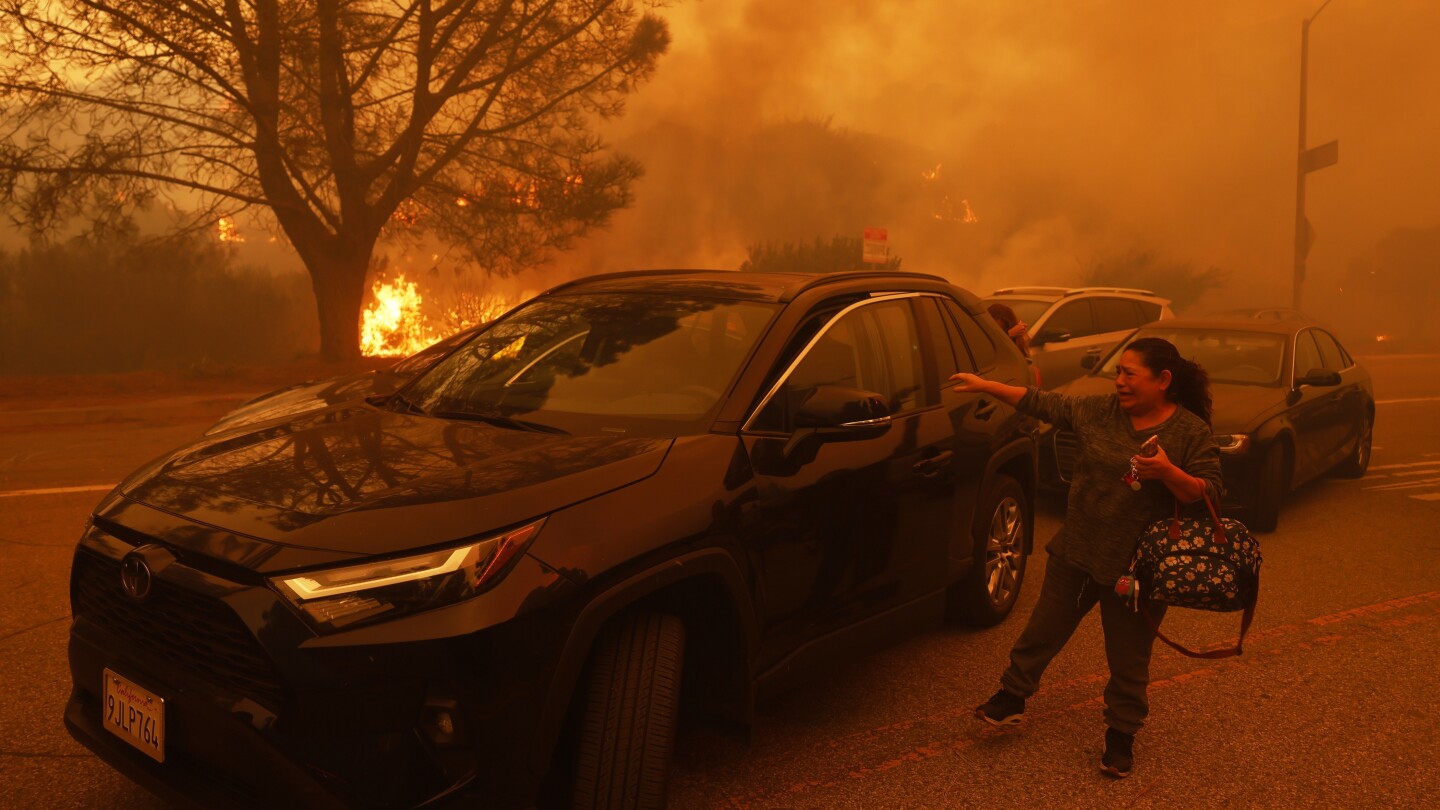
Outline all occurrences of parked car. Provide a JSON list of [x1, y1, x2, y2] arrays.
[[205, 324, 488, 436], [65, 269, 1038, 809], [1040, 317, 1373, 531], [983, 286, 1174, 389]]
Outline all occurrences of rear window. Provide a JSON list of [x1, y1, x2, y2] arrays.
[[944, 299, 997, 369]]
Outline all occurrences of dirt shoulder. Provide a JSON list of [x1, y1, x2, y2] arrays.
[[0, 359, 390, 412]]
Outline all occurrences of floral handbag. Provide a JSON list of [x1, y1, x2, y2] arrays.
[[1118, 491, 1262, 659]]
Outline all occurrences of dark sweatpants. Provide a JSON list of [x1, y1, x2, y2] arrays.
[[999, 555, 1166, 735]]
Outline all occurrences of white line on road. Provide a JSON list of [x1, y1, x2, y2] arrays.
[[0, 484, 115, 499], [1369, 461, 1440, 470], [1365, 477, 1440, 492], [1375, 397, 1440, 405], [1411, 492, 1440, 502]]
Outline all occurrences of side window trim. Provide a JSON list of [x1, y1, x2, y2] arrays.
[[741, 293, 923, 434]]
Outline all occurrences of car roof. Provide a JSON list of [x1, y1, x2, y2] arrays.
[[1134, 317, 1326, 335], [542, 268, 962, 305], [989, 286, 1165, 300]]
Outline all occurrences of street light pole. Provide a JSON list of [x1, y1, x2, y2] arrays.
[[1293, 0, 1336, 310]]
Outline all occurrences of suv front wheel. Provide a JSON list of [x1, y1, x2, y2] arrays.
[[949, 474, 1029, 626], [573, 612, 686, 810]]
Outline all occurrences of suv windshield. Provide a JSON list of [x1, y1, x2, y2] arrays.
[[1098, 329, 1287, 386], [403, 293, 778, 435]]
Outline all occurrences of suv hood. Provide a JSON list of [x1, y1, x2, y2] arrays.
[[115, 404, 671, 561]]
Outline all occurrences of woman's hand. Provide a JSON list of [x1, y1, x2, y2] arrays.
[[1008, 322, 1028, 339], [1132, 443, 1174, 481], [949, 372, 989, 394]]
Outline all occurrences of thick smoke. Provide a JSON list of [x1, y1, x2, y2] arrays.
[[547, 0, 1440, 347]]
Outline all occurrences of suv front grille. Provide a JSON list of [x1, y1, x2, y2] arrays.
[[72, 549, 285, 709], [1053, 430, 1079, 483]]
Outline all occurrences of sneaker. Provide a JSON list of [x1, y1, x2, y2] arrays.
[[974, 689, 1025, 727], [1100, 727, 1134, 778]]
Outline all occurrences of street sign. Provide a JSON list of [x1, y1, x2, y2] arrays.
[[862, 227, 888, 264], [1303, 140, 1339, 173]]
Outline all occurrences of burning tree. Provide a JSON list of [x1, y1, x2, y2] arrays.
[[0, 1, 669, 361]]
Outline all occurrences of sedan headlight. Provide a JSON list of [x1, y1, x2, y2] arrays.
[[1214, 434, 1251, 455], [271, 518, 546, 631]]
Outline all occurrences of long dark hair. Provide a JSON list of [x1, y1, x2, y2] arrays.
[[1124, 337, 1212, 425], [987, 302, 1030, 357]]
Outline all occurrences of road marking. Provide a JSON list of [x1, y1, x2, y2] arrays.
[[0, 484, 115, 499], [1365, 477, 1440, 492], [1411, 492, 1440, 502], [1369, 461, 1440, 470], [1375, 396, 1440, 405]]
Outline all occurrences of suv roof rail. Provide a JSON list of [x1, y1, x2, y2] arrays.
[[539, 268, 954, 301], [1062, 287, 1157, 297], [990, 286, 1071, 296]]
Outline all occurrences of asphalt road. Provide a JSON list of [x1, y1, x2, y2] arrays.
[[1, 356, 1437, 809]]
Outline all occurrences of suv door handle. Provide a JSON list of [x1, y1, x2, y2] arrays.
[[913, 450, 955, 476], [975, 399, 998, 419]]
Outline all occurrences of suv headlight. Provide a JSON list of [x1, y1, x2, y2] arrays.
[[1214, 434, 1251, 455], [270, 518, 546, 631]]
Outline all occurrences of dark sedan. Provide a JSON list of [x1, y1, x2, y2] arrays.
[[66, 269, 1038, 809], [1043, 318, 1373, 531], [204, 324, 486, 436]]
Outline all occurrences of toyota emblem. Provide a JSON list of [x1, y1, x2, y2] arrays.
[[119, 553, 153, 601]]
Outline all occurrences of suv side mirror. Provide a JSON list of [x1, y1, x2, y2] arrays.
[[1295, 368, 1341, 388], [1032, 328, 1071, 347], [795, 385, 892, 435]]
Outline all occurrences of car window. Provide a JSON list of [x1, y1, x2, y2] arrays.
[[921, 298, 968, 376], [1093, 298, 1143, 333], [1311, 330, 1349, 371], [1136, 300, 1163, 322], [1293, 330, 1325, 379], [985, 298, 1050, 328], [1040, 300, 1096, 340], [750, 299, 928, 432], [944, 299, 997, 369]]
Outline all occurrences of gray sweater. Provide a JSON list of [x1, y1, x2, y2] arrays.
[[1020, 387, 1224, 586]]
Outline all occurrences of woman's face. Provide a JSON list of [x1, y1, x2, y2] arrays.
[[1114, 350, 1171, 413]]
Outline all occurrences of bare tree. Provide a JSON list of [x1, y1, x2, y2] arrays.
[[0, 1, 670, 360]]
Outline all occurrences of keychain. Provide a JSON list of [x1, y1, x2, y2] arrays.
[[1121, 435, 1160, 492]]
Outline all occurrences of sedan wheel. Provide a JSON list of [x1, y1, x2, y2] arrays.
[[1251, 441, 1288, 533], [950, 474, 1029, 626]]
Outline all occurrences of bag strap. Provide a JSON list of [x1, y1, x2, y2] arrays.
[[1139, 578, 1259, 659], [1168, 484, 1229, 545]]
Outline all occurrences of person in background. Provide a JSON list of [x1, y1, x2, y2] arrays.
[[987, 302, 1031, 358], [951, 337, 1223, 779]]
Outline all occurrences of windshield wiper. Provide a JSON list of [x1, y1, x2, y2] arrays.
[[383, 392, 428, 416], [429, 410, 568, 434]]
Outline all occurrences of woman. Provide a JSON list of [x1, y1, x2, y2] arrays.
[[950, 337, 1222, 779], [986, 302, 1032, 358]]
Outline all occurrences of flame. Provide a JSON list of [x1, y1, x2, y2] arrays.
[[217, 217, 245, 242], [1375, 334, 1391, 342], [360, 274, 436, 358], [922, 163, 942, 181]]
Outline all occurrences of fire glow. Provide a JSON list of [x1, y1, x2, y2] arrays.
[[359, 274, 523, 358]]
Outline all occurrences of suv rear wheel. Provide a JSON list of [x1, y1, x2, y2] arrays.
[[573, 612, 686, 810], [950, 474, 1029, 626]]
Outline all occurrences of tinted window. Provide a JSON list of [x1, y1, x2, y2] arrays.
[[920, 298, 966, 376], [944, 299, 997, 369], [1136, 300, 1163, 322], [1093, 298, 1143, 333], [1041, 300, 1096, 340], [1311, 330, 1349, 371], [1293, 330, 1324, 379], [750, 299, 929, 432]]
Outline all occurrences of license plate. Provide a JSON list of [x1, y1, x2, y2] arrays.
[[103, 669, 165, 763]]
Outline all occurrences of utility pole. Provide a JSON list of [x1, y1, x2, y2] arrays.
[[1293, 0, 1339, 310]]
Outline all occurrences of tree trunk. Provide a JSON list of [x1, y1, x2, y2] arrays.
[[309, 252, 369, 362]]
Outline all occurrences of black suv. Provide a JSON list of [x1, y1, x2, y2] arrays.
[[65, 270, 1037, 809]]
